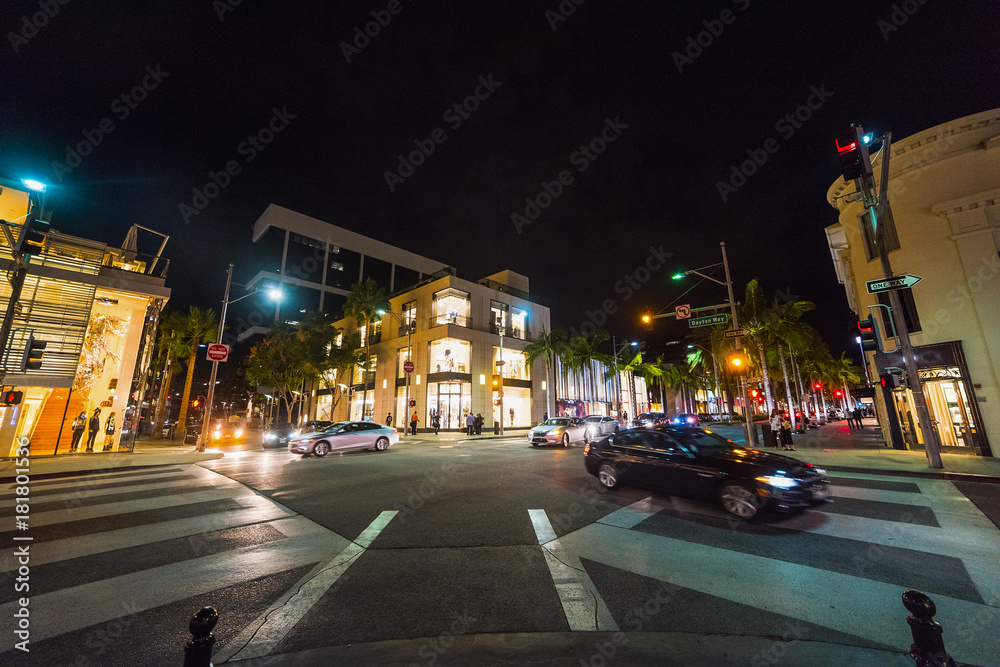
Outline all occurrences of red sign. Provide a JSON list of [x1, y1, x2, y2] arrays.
[[403, 360, 414, 373], [206, 344, 230, 362]]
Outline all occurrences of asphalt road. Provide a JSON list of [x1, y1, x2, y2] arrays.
[[2, 430, 999, 666]]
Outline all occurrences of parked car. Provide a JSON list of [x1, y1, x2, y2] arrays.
[[634, 412, 669, 428], [528, 417, 589, 447], [584, 426, 830, 520], [292, 421, 398, 456], [583, 415, 619, 441], [263, 422, 297, 448], [697, 412, 717, 423], [827, 408, 843, 420], [183, 423, 200, 444], [671, 413, 701, 427]]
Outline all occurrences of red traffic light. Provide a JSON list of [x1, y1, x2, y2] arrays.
[[814, 383, 822, 390], [750, 389, 759, 398], [835, 390, 843, 397], [2, 389, 24, 405]]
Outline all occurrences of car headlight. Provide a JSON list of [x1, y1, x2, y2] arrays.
[[264, 433, 275, 440], [550, 429, 561, 436], [235, 429, 243, 437], [757, 475, 797, 489]]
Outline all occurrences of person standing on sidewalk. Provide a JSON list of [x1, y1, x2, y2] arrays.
[[410, 411, 419, 435], [466, 412, 475, 436], [385, 413, 393, 427], [86, 408, 101, 452], [432, 412, 440, 435], [70, 412, 87, 452], [779, 414, 795, 450], [853, 407, 864, 429], [475, 413, 483, 435], [769, 410, 782, 448], [102, 412, 116, 451], [845, 409, 855, 429]]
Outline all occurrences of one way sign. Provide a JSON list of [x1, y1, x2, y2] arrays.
[[866, 274, 922, 294]]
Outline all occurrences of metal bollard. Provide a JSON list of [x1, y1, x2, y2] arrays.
[[902, 590, 956, 667], [184, 606, 219, 667]]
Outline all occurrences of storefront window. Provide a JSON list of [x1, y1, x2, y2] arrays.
[[397, 346, 413, 377], [428, 382, 471, 430], [493, 347, 528, 380], [433, 288, 470, 327], [510, 307, 527, 340], [491, 301, 508, 334], [350, 391, 374, 422], [493, 386, 531, 427], [429, 339, 470, 374]]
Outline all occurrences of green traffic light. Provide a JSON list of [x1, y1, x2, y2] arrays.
[[671, 273, 685, 280]]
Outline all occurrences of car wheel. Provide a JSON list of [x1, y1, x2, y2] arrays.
[[562, 433, 570, 447], [720, 483, 762, 520], [375, 437, 389, 451], [614, 425, 619, 433], [531, 442, 538, 447], [597, 462, 621, 489], [314, 442, 330, 457]]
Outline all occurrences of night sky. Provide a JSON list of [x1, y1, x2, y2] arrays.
[[3, 1, 998, 364]]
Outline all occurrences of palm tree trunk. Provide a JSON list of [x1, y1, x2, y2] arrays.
[[177, 344, 198, 429], [791, 353, 808, 417], [777, 344, 797, 430], [756, 343, 774, 410], [546, 352, 554, 417], [154, 355, 174, 433]]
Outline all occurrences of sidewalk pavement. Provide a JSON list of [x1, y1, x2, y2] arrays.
[[0, 441, 222, 481]]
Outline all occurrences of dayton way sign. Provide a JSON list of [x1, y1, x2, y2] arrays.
[[689, 314, 729, 328], [866, 274, 922, 294]]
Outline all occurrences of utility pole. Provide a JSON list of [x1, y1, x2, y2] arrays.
[[497, 317, 504, 436], [198, 264, 233, 452], [845, 128, 942, 467], [721, 242, 758, 447]]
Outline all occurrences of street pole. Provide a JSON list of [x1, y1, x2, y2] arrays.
[[721, 242, 757, 447], [498, 319, 504, 436], [197, 263, 233, 452], [612, 335, 620, 420], [404, 319, 411, 438], [860, 133, 942, 467]]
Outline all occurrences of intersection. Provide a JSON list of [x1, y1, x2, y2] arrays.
[[2, 426, 999, 665]]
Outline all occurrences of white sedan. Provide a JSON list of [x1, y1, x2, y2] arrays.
[[583, 415, 619, 441], [528, 417, 589, 447], [291, 421, 399, 457]]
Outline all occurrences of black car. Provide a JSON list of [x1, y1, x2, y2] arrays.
[[633, 412, 669, 428], [262, 422, 297, 448], [584, 427, 829, 520], [301, 420, 334, 434]]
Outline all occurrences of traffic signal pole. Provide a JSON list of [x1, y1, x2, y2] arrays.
[[858, 132, 943, 467]]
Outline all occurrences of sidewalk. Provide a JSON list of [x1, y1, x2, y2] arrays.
[[0, 441, 222, 481]]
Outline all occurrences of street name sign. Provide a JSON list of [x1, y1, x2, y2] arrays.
[[724, 328, 747, 339], [675, 304, 691, 319], [206, 344, 230, 362], [689, 314, 729, 328], [866, 274, 922, 294]]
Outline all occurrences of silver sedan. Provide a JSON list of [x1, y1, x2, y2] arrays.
[[291, 421, 399, 457], [583, 415, 619, 441], [528, 417, 589, 447]]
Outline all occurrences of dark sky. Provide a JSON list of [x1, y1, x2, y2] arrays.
[[2, 1, 998, 364]]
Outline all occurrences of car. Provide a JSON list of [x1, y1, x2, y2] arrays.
[[670, 413, 701, 427], [183, 423, 200, 444], [697, 412, 716, 423], [262, 422, 297, 448], [209, 420, 244, 442], [291, 421, 399, 456], [584, 426, 830, 520], [301, 420, 334, 433], [633, 412, 669, 428], [827, 408, 843, 420], [583, 415, 619, 441], [528, 417, 589, 447]]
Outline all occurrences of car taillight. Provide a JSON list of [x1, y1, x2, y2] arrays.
[[393, 428, 398, 434], [583, 444, 590, 455]]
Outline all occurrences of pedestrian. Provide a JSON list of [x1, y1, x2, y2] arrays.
[[769, 410, 782, 448], [475, 413, 483, 435], [543, 412, 548, 422], [385, 413, 393, 427], [86, 408, 101, 452], [410, 411, 419, 436], [70, 411, 87, 452], [103, 412, 116, 451], [466, 412, 475, 436], [779, 414, 795, 451], [853, 407, 864, 429], [845, 408, 856, 429], [801, 411, 811, 431], [432, 412, 440, 435]]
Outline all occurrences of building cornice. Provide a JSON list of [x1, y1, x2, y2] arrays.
[[931, 187, 1000, 217]]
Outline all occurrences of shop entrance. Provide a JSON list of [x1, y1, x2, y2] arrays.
[[923, 376, 978, 450], [430, 382, 470, 430]]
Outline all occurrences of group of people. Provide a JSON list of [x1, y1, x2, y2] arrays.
[[464, 412, 486, 436], [845, 407, 868, 429], [768, 410, 796, 451], [69, 408, 116, 452]]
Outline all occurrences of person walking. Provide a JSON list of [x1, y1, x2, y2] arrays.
[[86, 408, 101, 452], [102, 412, 117, 451], [69, 412, 87, 452], [385, 413, 393, 427], [769, 410, 782, 448], [845, 408, 855, 429], [432, 412, 440, 435], [475, 413, 483, 435], [853, 407, 864, 429], [779, 414, 795, 451], [410, 411, 419, 435], [466, 412, 475, 436]]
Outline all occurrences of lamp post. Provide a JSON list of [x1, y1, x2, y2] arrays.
[[496, 316, 505, 436], [377, 307, 414, 437], [197, 264, 281, 452]]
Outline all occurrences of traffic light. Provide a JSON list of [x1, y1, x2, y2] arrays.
[[409, 399, 416, 407], [750, 388, 759, 398], [491, 374, 501, 390], [1, 388, 23, 405], [641, 313, 652, 330], [835, 390, 843, 397], [835, 124, 873, 182], [858, 317, 882, 352], [192, 399, 200, 408], [728, 353, 748, 374], [814, 382, 822, 390], [880, 374, 900, 389], [20, 334, 46, 372], [14, 218, 50, 256]]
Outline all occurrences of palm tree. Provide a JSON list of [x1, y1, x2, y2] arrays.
[[174, 306, 219, 431], [344, 279, 389, 419], [152, 314, 186, 434], [738, 279, 780, 410], [523, 327, 567, 417], [565, 329, 610, 405], [766, 296, 816, 428]]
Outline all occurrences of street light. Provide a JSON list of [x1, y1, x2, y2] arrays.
[[377, 307, 415, 436], [21, 179, 46, 193], [196, 264, 282, 451]]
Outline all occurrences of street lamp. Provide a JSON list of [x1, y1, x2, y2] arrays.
[[197, 263, 282, 451], [377, 307, 415, 437]]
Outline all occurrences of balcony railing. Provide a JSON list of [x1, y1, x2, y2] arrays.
[[490, 322, 527, 341], [429, 315, 471, 329], [103, 247, 170, 279]]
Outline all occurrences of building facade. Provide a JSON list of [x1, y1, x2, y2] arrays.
[[825, 109, 1000, 456], [0, 179, 170, 456]]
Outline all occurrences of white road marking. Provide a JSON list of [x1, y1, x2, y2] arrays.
[[597, 496, 665, 529], [529, 509, 618, 632]]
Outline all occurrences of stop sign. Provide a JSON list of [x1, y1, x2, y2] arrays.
[[206, 343, 230, 362], [403, 360, 414, 373]]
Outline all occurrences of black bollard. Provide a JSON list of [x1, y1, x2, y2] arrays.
[[184, 606, 219, 667], [902, 590, 956, 667]]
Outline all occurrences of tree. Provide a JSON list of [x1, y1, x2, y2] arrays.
[[174, 306, 218, 430], [243, 324, 313, 422], [344, 279, 389, 419], [523, 327, 567, 418], [297, 310, 361, 419], [152, 314, 186, 433]]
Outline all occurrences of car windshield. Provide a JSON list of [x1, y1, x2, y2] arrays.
[[543, 418, 570, 426], [672, 429, 737, 456]]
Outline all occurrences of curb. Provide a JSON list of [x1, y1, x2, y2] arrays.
[[817, 464, 1000, 485]]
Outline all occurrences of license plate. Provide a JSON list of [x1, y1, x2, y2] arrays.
[[812, 487, 827, 501]]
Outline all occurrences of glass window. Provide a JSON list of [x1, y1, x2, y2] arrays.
[[353, 354, 377, 384], [493, 347, 528, 380], [322, 292, 347, 319], [327, 246, 361, 290], [510, 307, 527, 339], [397, 345, 413, 377], [433, 288, 470, 327], [490, 301, 509, 334], [362, 256, 392, 289], [394, 265, 420, 292], [280, 284, 321, 323], [860, 201, 900, 262], [253, 226, 286, 274], [402, 300, 417, 329], [285, 234, 326, 284], [877, 287, 921, 334], [429, 338, 470, 374]]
